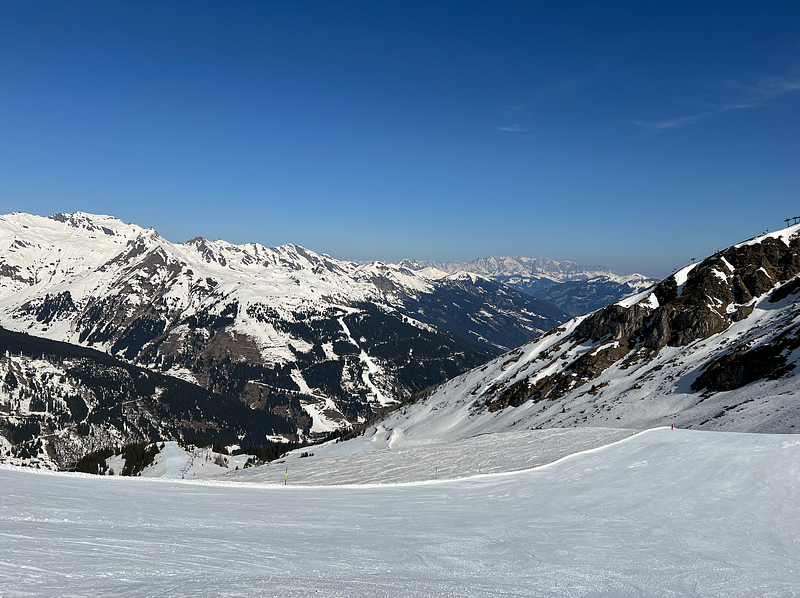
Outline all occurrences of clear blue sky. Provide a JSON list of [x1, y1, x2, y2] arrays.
[[1, 1, 798, 277]]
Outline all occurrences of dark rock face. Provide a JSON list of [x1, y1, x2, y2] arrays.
[[575, 240, 800, 357], [0, 263, 32, 286], [486, 337, 632, 412], [482, 231, 800, 411], [574, 304, 651, 343], [730, 304, 755, 322], [643, 306, 729, 350], [726, 237, 800, 300], [692, 323, 800, 393], [732, 275, 754, 303], [22, 291, 76, 325], [769, 278, 800, 304]]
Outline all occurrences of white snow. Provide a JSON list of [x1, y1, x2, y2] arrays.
[[591, 340, 620, 356], [359, 350, 393, 406], [617, 287, 658, 309], [426, 255, 620, 282], [641, 291, 659, 309], [721, 256, 735, 272], [290, 368, 313, 395], [102, 442, 250, 479], [301, 395, 346, 434], [712, 268, 728, 282], [2, 428, 800, 596], [338, 317, 392, 405], [735, 221, 800, 248], [674, 263, 697, 297], [139, 441, 191, 478], [239, 426, 636, 485]]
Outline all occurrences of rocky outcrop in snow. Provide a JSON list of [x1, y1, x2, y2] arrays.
[[360, 224, 800, 444]]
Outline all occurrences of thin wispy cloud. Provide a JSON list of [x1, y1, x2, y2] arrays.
[[633, 69, 800, 131], [720, 73, 800, 108], [631, 114, 706, 131], [497, 61, 609, 129], [496, 124, 529, 132], [541, 60, 609, 97]]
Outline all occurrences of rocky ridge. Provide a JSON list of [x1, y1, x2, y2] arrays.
[[360, 224, 800, 444]]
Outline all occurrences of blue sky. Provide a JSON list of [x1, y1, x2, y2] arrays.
[[1, 1, 798, 277]]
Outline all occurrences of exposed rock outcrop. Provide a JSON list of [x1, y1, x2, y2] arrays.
[[447, 224, 800, 427]]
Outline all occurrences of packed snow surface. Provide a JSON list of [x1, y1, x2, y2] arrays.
[[235, 427, 636, 485], [3, 428, 800, 597]]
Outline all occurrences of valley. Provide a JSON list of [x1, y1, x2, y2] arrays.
[[0, 212, 571, 466]]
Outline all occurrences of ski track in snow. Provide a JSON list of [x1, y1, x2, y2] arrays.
[[2, 428, 800, 597]]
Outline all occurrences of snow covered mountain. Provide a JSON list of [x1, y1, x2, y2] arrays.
[[0, 212, 566, 443], [424, 255, 616, 281], [361, 224, 800, 445], [0, 326, 298, 469], [423, 255, 656, 315]]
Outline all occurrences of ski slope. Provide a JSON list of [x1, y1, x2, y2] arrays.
[[2, 428, 800, 597], [231, 426, 638, 486]]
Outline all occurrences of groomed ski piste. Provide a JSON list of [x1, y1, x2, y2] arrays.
[[3, 427, 800, 597]]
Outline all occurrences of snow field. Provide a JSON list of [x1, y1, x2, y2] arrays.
[[230, 427, 638, 486], [2, 428, 800, 597]]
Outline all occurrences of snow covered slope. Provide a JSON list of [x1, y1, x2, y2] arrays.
[[365, 223, 800, 443], [0, 326, 293, 469], [2, 428, 799, 597], [0, 212, 566, 437], [230, 426, 637, 485], [423, 255, 656, 315]]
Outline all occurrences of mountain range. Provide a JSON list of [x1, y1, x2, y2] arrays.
[[6, 210, 794, 472], [3, 218, 799, 595], [423, 256, 656, 315], [0, 211, 571, 466]]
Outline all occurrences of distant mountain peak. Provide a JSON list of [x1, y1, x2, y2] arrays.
[[423, 255, 617, 281], [419, 255, 656, 316]]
